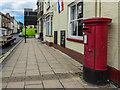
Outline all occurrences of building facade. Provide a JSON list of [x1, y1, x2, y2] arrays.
[[37, 0, 44, 41], [0, 14, 1, 28], [13, 20, 18, 34], [6, 13, 14, 35], [18, 22, 23, 32], [0, 12, 17, 35], [0, 12, 11, 35], [37, 0, 120, 86]]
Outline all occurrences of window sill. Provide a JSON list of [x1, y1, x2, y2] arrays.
[[46, 35, 53, 37], [67, 38, 83, 44]]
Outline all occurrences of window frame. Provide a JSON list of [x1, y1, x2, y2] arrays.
[[68, 1, 83, 40], [46, 16, 53, 36]]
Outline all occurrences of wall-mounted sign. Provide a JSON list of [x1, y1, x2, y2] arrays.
[[60, 30, 65, 48]]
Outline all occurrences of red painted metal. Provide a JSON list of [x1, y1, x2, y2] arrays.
[[82, 17, 112, 70], [108, 66, 120, 86]]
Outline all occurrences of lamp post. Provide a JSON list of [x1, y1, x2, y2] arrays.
[[24, 9, 27, 43]]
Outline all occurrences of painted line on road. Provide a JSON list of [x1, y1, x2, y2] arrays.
[[0, 38, 24, 63]]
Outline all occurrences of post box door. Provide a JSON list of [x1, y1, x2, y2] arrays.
[[84, 25, 96, 69]]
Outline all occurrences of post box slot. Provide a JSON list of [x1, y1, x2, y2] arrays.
[[82, 27, 89, 30]]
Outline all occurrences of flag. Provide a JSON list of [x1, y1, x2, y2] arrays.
[[58, 0, 64, 13]]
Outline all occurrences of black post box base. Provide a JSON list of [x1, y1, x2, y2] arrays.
[[83, 65, 107, 85]]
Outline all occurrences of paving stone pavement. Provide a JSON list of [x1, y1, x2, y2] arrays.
[[1, 38, 117, 89]]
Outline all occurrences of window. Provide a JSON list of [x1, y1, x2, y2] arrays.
[[46, 16, 53, 36], [68, 1, 83, 40], [3, 23, 4, 27], [2, 30, 6, 36]]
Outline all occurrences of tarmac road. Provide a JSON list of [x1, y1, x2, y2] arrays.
[[0, 33, 23, 55]]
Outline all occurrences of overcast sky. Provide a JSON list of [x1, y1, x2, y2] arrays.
[[0, 0, 37, 24]]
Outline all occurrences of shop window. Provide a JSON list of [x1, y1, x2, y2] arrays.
[[46, 16, 53, 36], [68, 1, 83, 40]]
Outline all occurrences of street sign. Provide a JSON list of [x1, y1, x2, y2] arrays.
[[24, 8, 33, 12], [24, 9, 37, 26], [24, 16, 37, 25]]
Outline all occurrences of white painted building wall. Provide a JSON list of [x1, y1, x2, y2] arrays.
[[13, 20, 18, 33], [9, 22, 14, 34], [11, 22, 14, 30]]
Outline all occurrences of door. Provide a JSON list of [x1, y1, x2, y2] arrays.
[[54, 31, 57, 44]]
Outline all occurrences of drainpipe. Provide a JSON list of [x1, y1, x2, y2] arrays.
[[95, 0, 97, 17], [99, 0, 101, 17], [95, 0, 102, 17]]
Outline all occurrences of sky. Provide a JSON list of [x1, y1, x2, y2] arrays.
[[0, 0, 119, 24], [0, 0, 37, 24]]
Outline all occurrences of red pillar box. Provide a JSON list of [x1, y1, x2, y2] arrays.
[[82, 17, 112, 85]]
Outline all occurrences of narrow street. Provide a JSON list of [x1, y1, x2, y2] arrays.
[[1, 33, 23, 55], [2, 38, 115, 89]]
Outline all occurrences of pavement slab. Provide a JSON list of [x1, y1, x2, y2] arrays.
[[25, 80, 42, 85], [60, 78, 85, 88], [43, 80, 63, 88], [25, 84, 43, 88], [11, 73, 25, 77], [2, 72, 12, 78], [2, 83, 7, 88], [26, 70, 40, 76], [2, 38, 117, 89], [39, 67, 52, 72], [13, 69, 25, 74], [7, 81, 24, 88], [40, 71, 54, 75], [27, 65, 38, 70]]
